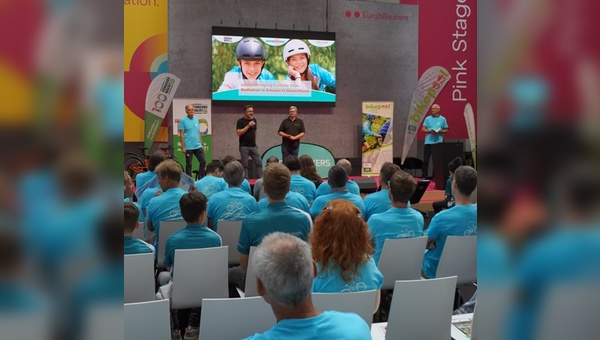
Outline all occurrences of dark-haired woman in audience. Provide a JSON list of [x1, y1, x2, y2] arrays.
[[299, 154, 322, 189]]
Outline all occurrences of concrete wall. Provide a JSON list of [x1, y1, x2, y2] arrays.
[[169, 0, 418, 160]]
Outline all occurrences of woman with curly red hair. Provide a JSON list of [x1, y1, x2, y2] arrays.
[[311, 199, 383, 312]]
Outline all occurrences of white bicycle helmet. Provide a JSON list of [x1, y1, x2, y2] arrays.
[[236, 38, 266, 60], [283, 39, 311, 62]]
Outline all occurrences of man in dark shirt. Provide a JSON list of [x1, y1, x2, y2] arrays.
[[236, 105, 263, 179], [277, 106, 306, 160]]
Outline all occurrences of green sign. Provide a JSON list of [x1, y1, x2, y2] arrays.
[[262, 143, 335, 178]]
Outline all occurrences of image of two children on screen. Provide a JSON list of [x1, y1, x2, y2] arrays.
[[216, 38, 336, 93]]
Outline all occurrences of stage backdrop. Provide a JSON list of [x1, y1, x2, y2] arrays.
[[262, 143, 335, 179], [361, 101, 393, 177], [172, 99, 213, 170]]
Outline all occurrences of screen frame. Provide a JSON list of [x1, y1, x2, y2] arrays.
[[211, 26, 337, 107]]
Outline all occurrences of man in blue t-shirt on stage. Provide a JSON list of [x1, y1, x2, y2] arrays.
[[421, 103, 449, 178], [179, 104, 206, 178]]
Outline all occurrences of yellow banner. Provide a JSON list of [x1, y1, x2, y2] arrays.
[[124, 0, 169, 142]]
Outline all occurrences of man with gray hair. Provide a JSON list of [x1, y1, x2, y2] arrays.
[[315, 159, 360, 197], [207, 160, 257, 232], [310, 165, 365, 220], [244, 232, 371, 340]]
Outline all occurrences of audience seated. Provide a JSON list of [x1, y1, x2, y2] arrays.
[[146, 160, 187, 251], [367, 170, 424, 265], [194, 160, 224, 199], [253, 156, 279, 201], [284, 155, 317, 205], [363, 162, 401, 220], [244, 232, 372, 339], [230, 163, 313, 295], [257, 191, 310, 214], [311, 199, 383, 312], [124, 171, 144, 224], [422, 165, 477, 278], [315, 159, 360, 197], [310, 165, 365, 220], [221, 155, 252, 194], [123, 202, 154, 255], [299, 154, 322, 189], [135, 151, 167, 193], [161, 191, 222, 340], [207, 160, 257, 232]]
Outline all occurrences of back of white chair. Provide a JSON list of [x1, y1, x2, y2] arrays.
[[436, 235, 477, 284], [0, 311, 49, 340], [378, 236, 427, 290], [312, 290, 378, 327], [171, 247, 229, 309], [243, 246, 259, 297], [132, 222, 145, 240], [534, 284, 600, 340], [157, 220, 186, 268], [124, 253, 155, 303], [124, 299, 170, 340], [385, 276, 457, 340], [471, 286, 512, 340], [84, 304, 124, 340], [200, 296, 276, 340], [217, 220, 243, 266]]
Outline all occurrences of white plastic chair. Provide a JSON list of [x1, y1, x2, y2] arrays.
[[312, 290, 378, 327], [239, 246, 258, 298], [124, 299, 170, 340], [124, 253, 155, 303], [436, 236, 477, 284], [217, 220, 243, 266], [156, 220, 186, 268], [199, 296, 276, 340], [382, 276, 457, 339], [378, 236, 427, 290], [171, 247, 229, 309]]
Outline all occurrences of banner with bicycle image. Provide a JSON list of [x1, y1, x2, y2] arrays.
[[172, 98, 213, 176], [361, 101, 394, 177]]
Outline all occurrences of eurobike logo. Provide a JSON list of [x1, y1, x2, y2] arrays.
[[344, 10, 409, 21]]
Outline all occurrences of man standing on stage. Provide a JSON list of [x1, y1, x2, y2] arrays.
[[421, 104, 448, 178], [236, 105, 263, 179], [179, 104, 206, 179], [278, 106, 306, 160]]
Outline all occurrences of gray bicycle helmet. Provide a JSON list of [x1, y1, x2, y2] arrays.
[[283, 39, 311, 62], [236, 38, 267, 60]]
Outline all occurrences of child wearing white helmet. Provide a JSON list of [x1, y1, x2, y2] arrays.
[[283, 39, 336, 92], [218, 37, 275, 92]]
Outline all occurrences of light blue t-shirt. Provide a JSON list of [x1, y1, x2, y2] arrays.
[[207, 187, 257, 232], [316, 181, 360, 197], [238, 202, 312, 255], [423, 115, 449, 145], [219, 178, 252, 195], [124, 198, 145, 223], [363, 189, 391, 221], [195, 175, 226, 199], [422, 204, 477, 278], [134, 171, 155, 192], [163, 224, 222, 269], [310, 190, 366, 220], [179, 116, 202, 150], [290, 174, 317, 205], [258, 192, 310, 214], [367, 207, 424, 265], [313, 258, 383, 293], [124, 236, 155, 255], [140, 186, 161, 211], [146, 187, 187, 249], [244, 310, 371, 340]]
